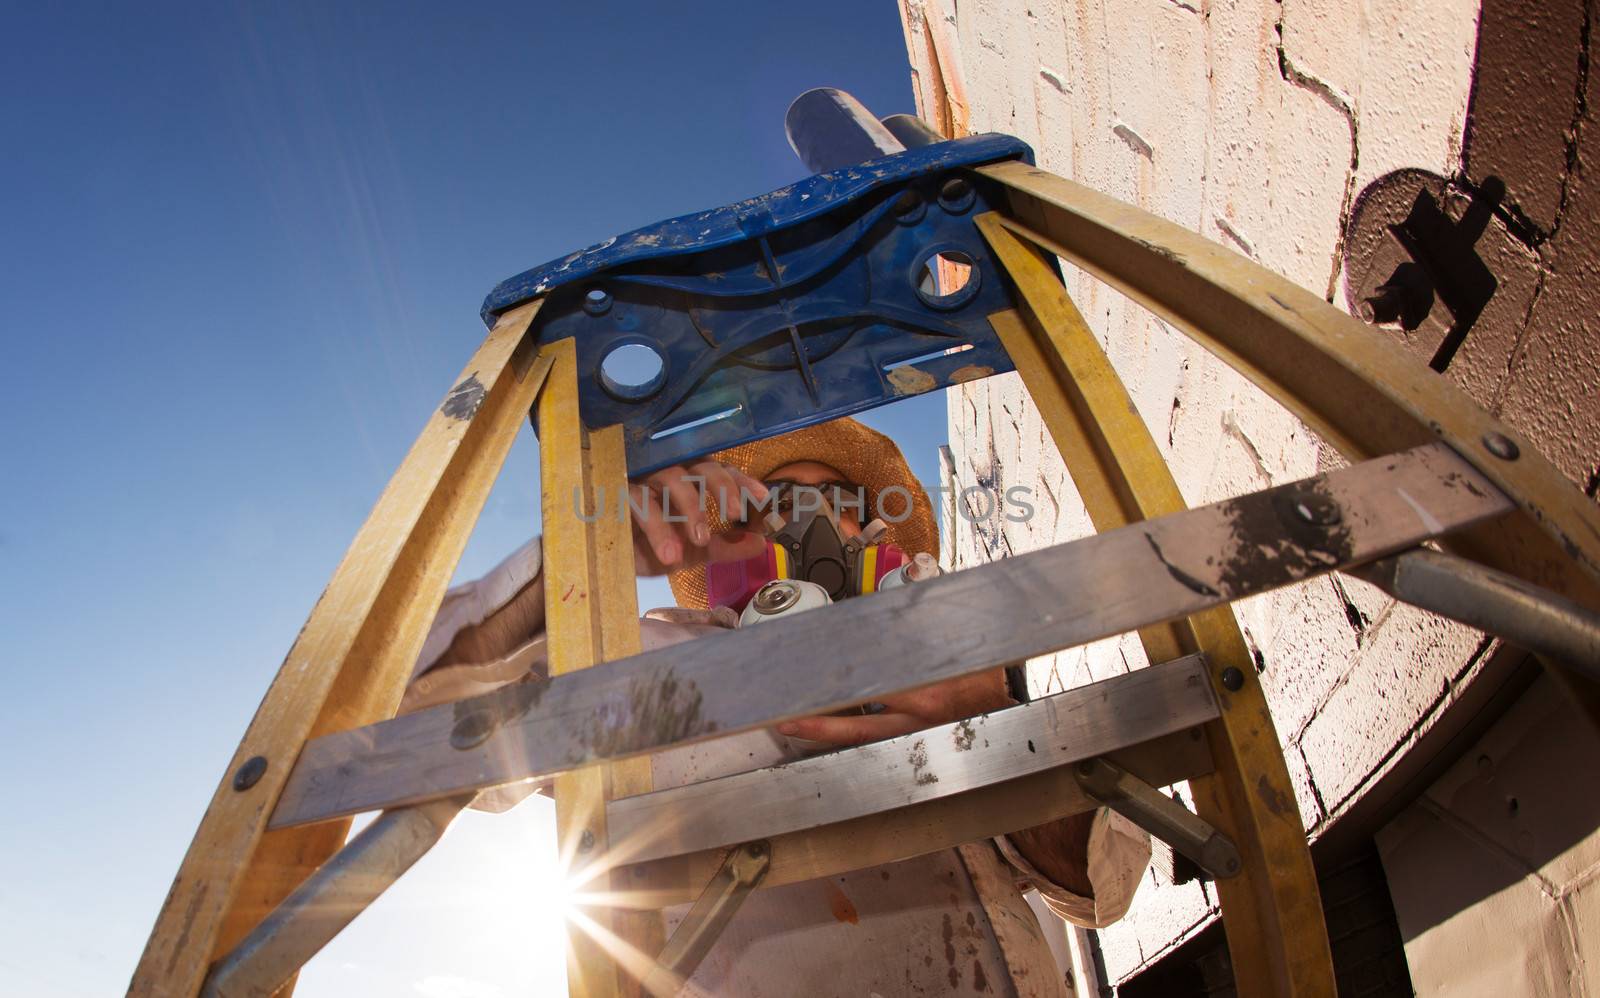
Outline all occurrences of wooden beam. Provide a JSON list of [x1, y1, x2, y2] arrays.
[[538, 339, 625, 998], [586, 423, 664, 998], [130, 302, 550, 997], [978, 211, 1336, 996]]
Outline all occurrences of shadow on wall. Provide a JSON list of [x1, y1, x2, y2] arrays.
[[1342, 0, 1600, 493]]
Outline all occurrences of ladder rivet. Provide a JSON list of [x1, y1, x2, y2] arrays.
[[578, 829, 596, 852], [1290, 495, 1341, 526], [1219, 668, 1245, 692], [232, 756, 268, 792], [1482, 431, 1520, 461]]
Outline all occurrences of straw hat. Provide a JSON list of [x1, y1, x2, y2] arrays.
[[667, 417, 938, 609]]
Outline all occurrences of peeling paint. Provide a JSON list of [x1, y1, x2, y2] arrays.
[[440, 374, 487, 421], [888, 364, 939, 395], [580, 667, 714, 760], [1130, 236, 1185, 267], [1256, 773, 1293, 817], [1217, 486, 1353, 596], [953, 719, 977, 750], [1113, 122, 1154, 160], [1221, 409, 1274, 484], [1214, 215, 1256, 258], [909, 738, 939, 785]]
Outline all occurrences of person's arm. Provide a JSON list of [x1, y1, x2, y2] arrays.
[[403, 459, 769, 711], [401, 537, 549, 713]]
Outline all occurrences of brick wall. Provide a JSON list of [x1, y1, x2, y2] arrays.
[[899, 0, 1599, 984]]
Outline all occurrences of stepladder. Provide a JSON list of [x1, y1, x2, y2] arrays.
[[130, 95, 1600, 998]]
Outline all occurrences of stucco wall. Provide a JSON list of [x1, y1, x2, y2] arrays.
[[897, 0, 1523, 983], [1378, 674, 1600, 995]]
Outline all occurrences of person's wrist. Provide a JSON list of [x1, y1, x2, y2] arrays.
[[969, 677, 1017, 717], [981, 687, 1018, 713]]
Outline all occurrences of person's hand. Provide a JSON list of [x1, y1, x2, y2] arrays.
[[776, 667, 1014, 746], [630, 460, 770, 576]]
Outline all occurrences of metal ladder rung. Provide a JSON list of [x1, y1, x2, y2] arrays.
[[607, 653, 1217, 865]]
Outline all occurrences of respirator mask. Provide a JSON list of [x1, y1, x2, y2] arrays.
[[706, 481, 911, 614]]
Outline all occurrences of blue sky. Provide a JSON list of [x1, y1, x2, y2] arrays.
[[0, 3, 943, 994]]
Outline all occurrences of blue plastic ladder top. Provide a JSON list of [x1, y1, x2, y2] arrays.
[[481, 133, 1034, 475]]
